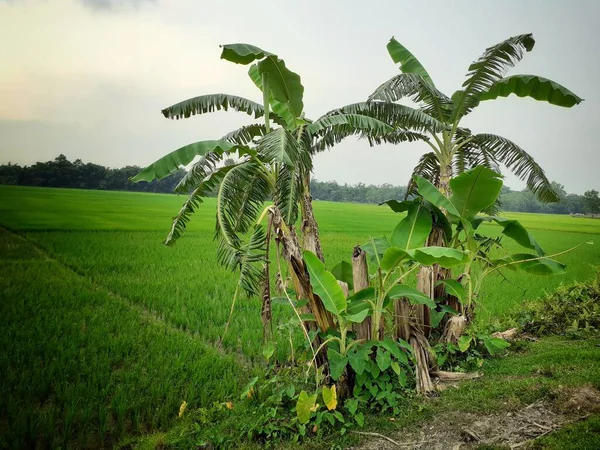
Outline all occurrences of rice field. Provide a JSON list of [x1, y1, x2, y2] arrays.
[[1, 185, 599, 447]]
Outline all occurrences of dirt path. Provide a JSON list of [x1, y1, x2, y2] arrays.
[[355, 386, 600, 450]]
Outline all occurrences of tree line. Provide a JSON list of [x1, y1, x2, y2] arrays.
[[1, 154, 598, 214]]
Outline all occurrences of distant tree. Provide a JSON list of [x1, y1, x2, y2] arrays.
[[583, 190, 600, 214]]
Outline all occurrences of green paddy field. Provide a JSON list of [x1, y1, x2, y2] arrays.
[[1, 185, 599, 448]]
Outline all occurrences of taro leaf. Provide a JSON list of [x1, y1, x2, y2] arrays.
[[435, 279, 467, 302], [376, 349, 392, 372], [449, 167, 503, 220], [327, 348, 348, 380], [322, 385, 337, 411], [380, 247, 411, 272], [345, 398, 359, 415], [348, 345, 372, 376], [388, 284, 436, 309], [431, 305, 458, 329], [413, 247, 468, 268], [390, 360, 401, 375], [377, 338, 404, 359], [296, 390, 317, 424], [391, 202, 432, 250], [304, 250, 347, 315], [355, 411, 365, 427], [480, 335, 510, 356], [262, 341, 275, 361], [331, 260, 354, 290], [380, 199, 414, 213], [458, 335, 473, 352]]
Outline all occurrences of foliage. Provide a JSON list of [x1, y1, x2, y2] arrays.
[[1, 156, 596, 215], [583, 190, 600, 215], [517, 271, 600, 338], [366, 34, 583, 203], [0, 154, 186, 193]]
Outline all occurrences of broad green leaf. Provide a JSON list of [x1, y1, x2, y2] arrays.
[[322, 385, 337, 411], [390, 360, 401, 375], [501, 254, 566, 276], [348, 345, 371, 376], [343, 307, 370, 324], [391, 202, 432, 250], [388, 284, 436, 309], [296, 390, 317, 424], [327, 348, 348, 381], [479, 75, 583, 108], [426, 202, 453, 242], [248, 64, 296, 129], [413, 247, 468, 268], [344, 287, 374, 322], [355, 411, 365, 427], [482, 217, 545, 256], [257, 127, 303, 167], [303, 250, 347, 315], [387, 37, 434, 86], [380, 199, 414, 213], [161, 93, 265, 120], [415, 176, 461, 217], [380, 247, 411, 271], [363, 236, 390, 259], [257, 56, 304, 120], [435, 279, 467, 301], [480, 335, 510, 356], [331, 260, 354, 290], [220, 43, 272, 65], [262, 341, 275, 361], [449, 167, 503, 219], [240, 376, 259, 400], [132, 140, 243, 182], [458, 335, 473, 352], [378, 338, 405, 363], [307, 113, 392, 137], [376, 349, 392, 371], [345, 398, 358, 415]]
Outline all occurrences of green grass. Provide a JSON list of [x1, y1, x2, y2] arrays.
[[1, 185, 599, 448]]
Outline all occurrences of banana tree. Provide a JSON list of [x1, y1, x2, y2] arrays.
[[327, 166, 570, 393], [131, 43, 410, 347], [326, 33, 583, 340]]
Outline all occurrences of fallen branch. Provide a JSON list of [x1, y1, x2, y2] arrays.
[[492, 328, 518, 340], [349, 431, 427, 447], [431, 370, 483, 381]]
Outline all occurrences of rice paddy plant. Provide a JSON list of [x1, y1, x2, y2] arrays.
[[0, 228, 249, 448], [0, 185, 599, 447]]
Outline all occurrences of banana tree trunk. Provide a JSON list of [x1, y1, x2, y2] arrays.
[[269, 206, 334, 369], [352, 245, 371, 340], [301, 173, 324, 262]]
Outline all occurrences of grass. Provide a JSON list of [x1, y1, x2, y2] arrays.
[[1, 184, 599, 448]]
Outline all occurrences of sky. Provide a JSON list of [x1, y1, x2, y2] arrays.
[[0, 0, 598, 194]]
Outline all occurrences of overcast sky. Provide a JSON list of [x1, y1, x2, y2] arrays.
[[1, 0, 597, 193]]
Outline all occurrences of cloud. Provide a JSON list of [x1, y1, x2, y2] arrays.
[[79, 0, 156, 11]]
